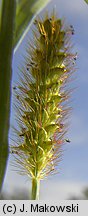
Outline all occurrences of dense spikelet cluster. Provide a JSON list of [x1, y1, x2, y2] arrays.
[[11, 14, 76, 181]]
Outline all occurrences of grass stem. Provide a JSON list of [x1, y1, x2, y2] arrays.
[[31, 178, 40, 200]]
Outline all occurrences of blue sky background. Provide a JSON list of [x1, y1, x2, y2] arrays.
[[3, 0, 88, 199]]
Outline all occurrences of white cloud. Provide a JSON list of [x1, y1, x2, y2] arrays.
[[41, 180, 86, 199]]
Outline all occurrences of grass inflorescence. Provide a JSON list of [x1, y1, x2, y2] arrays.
[[11, 12, 77, 199]]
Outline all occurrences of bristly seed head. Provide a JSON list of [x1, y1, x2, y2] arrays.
[[11, 13, 77, 181]]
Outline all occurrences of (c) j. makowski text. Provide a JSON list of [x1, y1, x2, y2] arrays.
[[2, 203, 79, 214]]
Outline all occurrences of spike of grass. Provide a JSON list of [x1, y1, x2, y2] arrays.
[[11, 13, 77, 199]]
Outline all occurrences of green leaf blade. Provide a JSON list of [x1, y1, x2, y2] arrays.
[[0, 0, 16, 190]]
